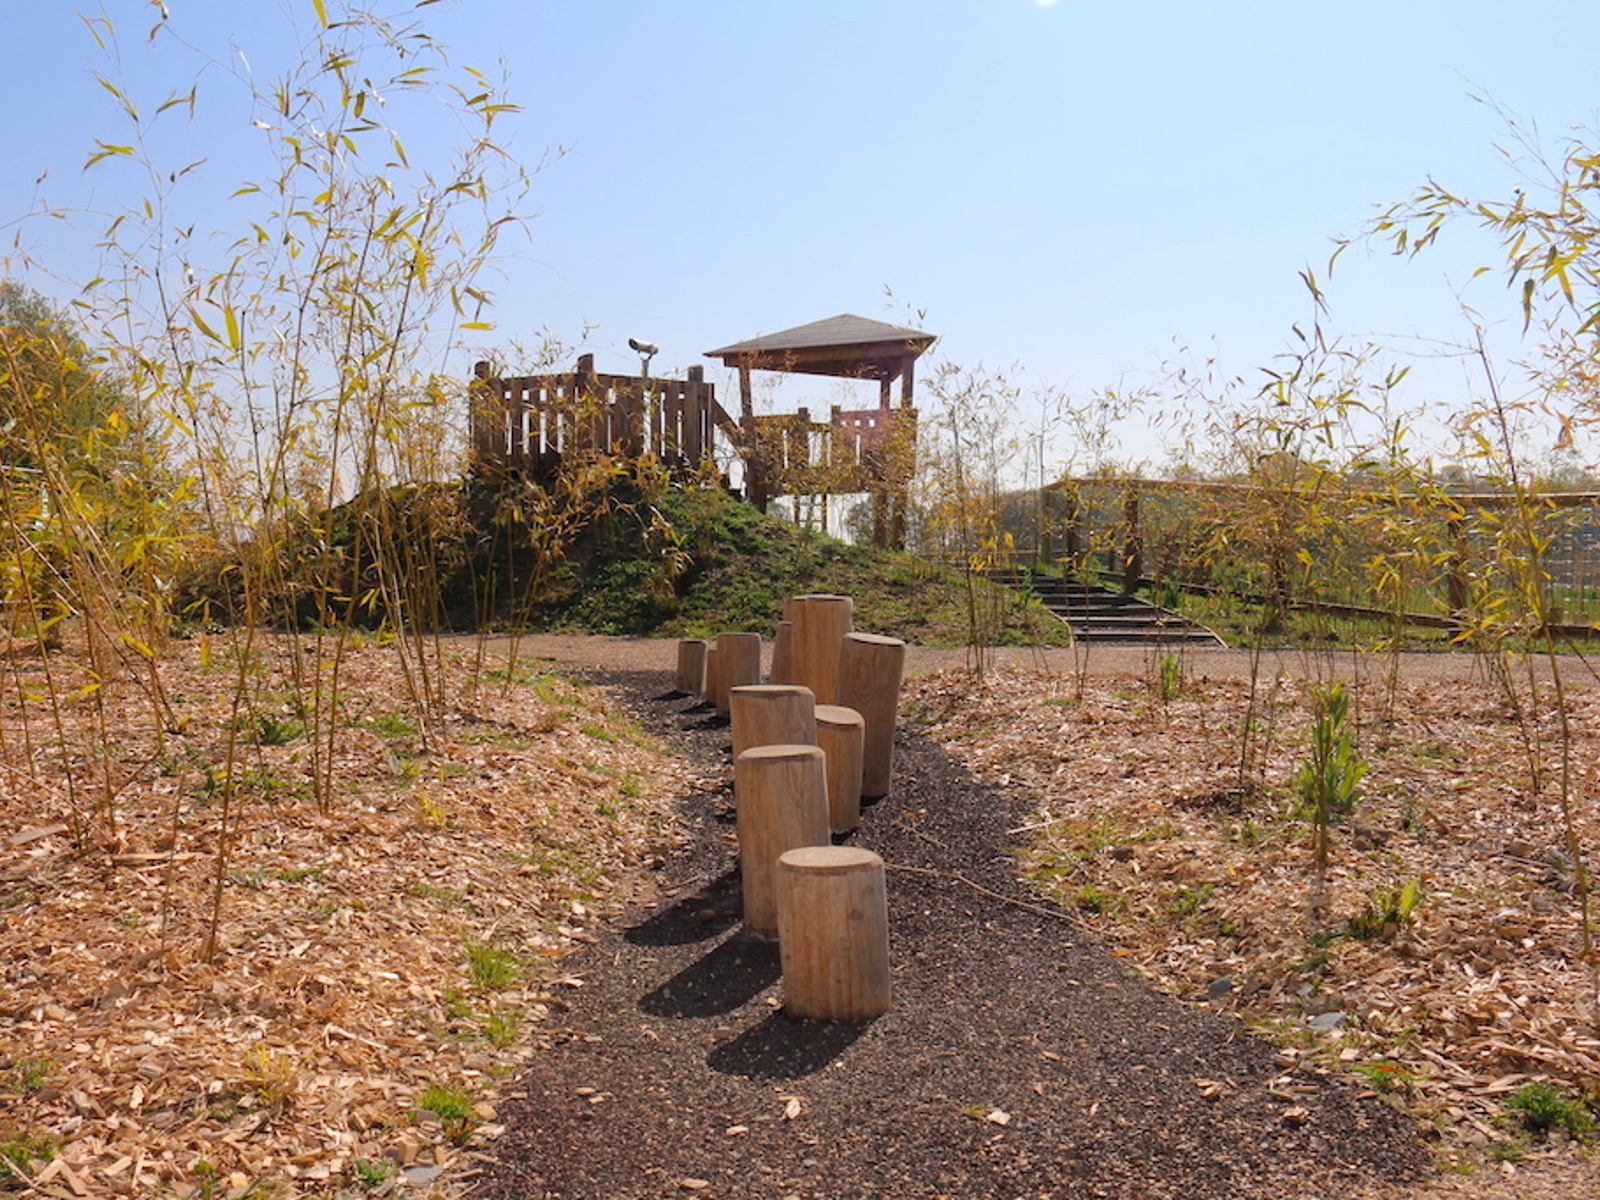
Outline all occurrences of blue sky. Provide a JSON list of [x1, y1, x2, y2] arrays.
[[3, 0, 1598, 468]]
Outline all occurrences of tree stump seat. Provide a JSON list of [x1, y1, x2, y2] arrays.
[[775, 845, 891, 1020]]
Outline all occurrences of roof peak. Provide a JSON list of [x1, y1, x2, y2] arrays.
[[705, 313, 935, 360]]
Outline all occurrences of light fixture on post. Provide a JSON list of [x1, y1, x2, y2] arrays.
[[627, 337, 658, 378]]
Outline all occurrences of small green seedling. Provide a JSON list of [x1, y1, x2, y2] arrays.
[[1297, 682, 1367, 868], [1505, 1081, 1594, 1139], [416, 1082, 478, 1142]]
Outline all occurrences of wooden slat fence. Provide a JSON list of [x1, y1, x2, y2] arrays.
[[470, 357, 735, 475], [1034, 477, 1600, 635]]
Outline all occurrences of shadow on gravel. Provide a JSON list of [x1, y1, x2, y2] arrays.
[[706, 1010, 875, 1080], [638, 932, 780, 1018], [623, 871, 742, 947]]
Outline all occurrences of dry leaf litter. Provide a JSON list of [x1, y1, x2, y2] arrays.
[[0, 633, 693, 1199]]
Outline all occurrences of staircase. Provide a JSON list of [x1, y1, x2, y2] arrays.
[[990, 570, 1225, 646]]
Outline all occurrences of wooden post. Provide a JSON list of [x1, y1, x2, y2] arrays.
[[740, 364, 769, 511], [891, 363, 916, 550], [703, 645, 720, 705], [675, 639, 707, 695], [685, 365, 706, 465], [730, 685, 816, 763], [789, 594, 853, 705], [574, 353, 601, 456], [507, 379, 528, 463], [469, 361, 501, 470], [768, 620, 795, 685], [1447, 514, 1468, 615], [775, 846, 891, 1020], [735, 745, 831, 939], [814, 703, 865, 834], [836, 632, 905, 800], [714, 632, 762, 716], [622, 380, 646, 458], [1065, 485, 1082, 569], [1123, 486, 1142, 593]]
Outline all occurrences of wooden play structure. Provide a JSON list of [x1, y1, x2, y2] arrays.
[[706, 314, 935, 549], [470, 314, 935, 548]]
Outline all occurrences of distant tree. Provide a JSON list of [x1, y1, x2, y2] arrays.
[[0, 280, 148, 478], [0, 280, 178, 651]]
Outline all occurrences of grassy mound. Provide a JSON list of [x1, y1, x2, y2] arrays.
[[177, 473, 1071, 648]]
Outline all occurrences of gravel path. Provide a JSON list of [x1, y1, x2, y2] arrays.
[[469, 632, 1600, 688], [470, 665, 1433, 1199]]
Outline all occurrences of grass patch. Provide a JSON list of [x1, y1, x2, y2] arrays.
[[463, 941, 520, 992], [366, 709, 418, 738], [272, 864, 328, 883], [406, 881, 471, 907], [0, 1135, 59, 1184]]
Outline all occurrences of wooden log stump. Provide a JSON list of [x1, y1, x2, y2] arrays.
[[703, 645, 720, 705], [813, 703, 865, 834], [768, 620, 795, 685], [836, 632, 906, 800], [788, 594, 853, 705], [734, 744, 830, 939], [775, 846, 891, 1020], [714, 632, 762, 716], [676, 639, 707, 695], [731, 685, 817, 763]]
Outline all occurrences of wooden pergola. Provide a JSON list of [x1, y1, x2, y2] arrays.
[[705, 314, 936, 546]]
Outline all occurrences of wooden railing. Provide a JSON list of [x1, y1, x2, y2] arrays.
[[750, 406, 917, 498], [1035, 477, 1600, 635], [470, 356, 738, 475]]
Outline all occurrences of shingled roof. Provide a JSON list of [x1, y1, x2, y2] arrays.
[[704, 313, 936, 381]]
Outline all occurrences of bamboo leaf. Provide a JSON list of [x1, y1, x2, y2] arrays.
[[191, 309, 223, 345], [84, 142, 135, 169]]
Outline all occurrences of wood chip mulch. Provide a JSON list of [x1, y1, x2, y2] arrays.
[[11, 640, 1600, 1199], [898, 658, 1600, 1196], [1, 636, 693, 1199]]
